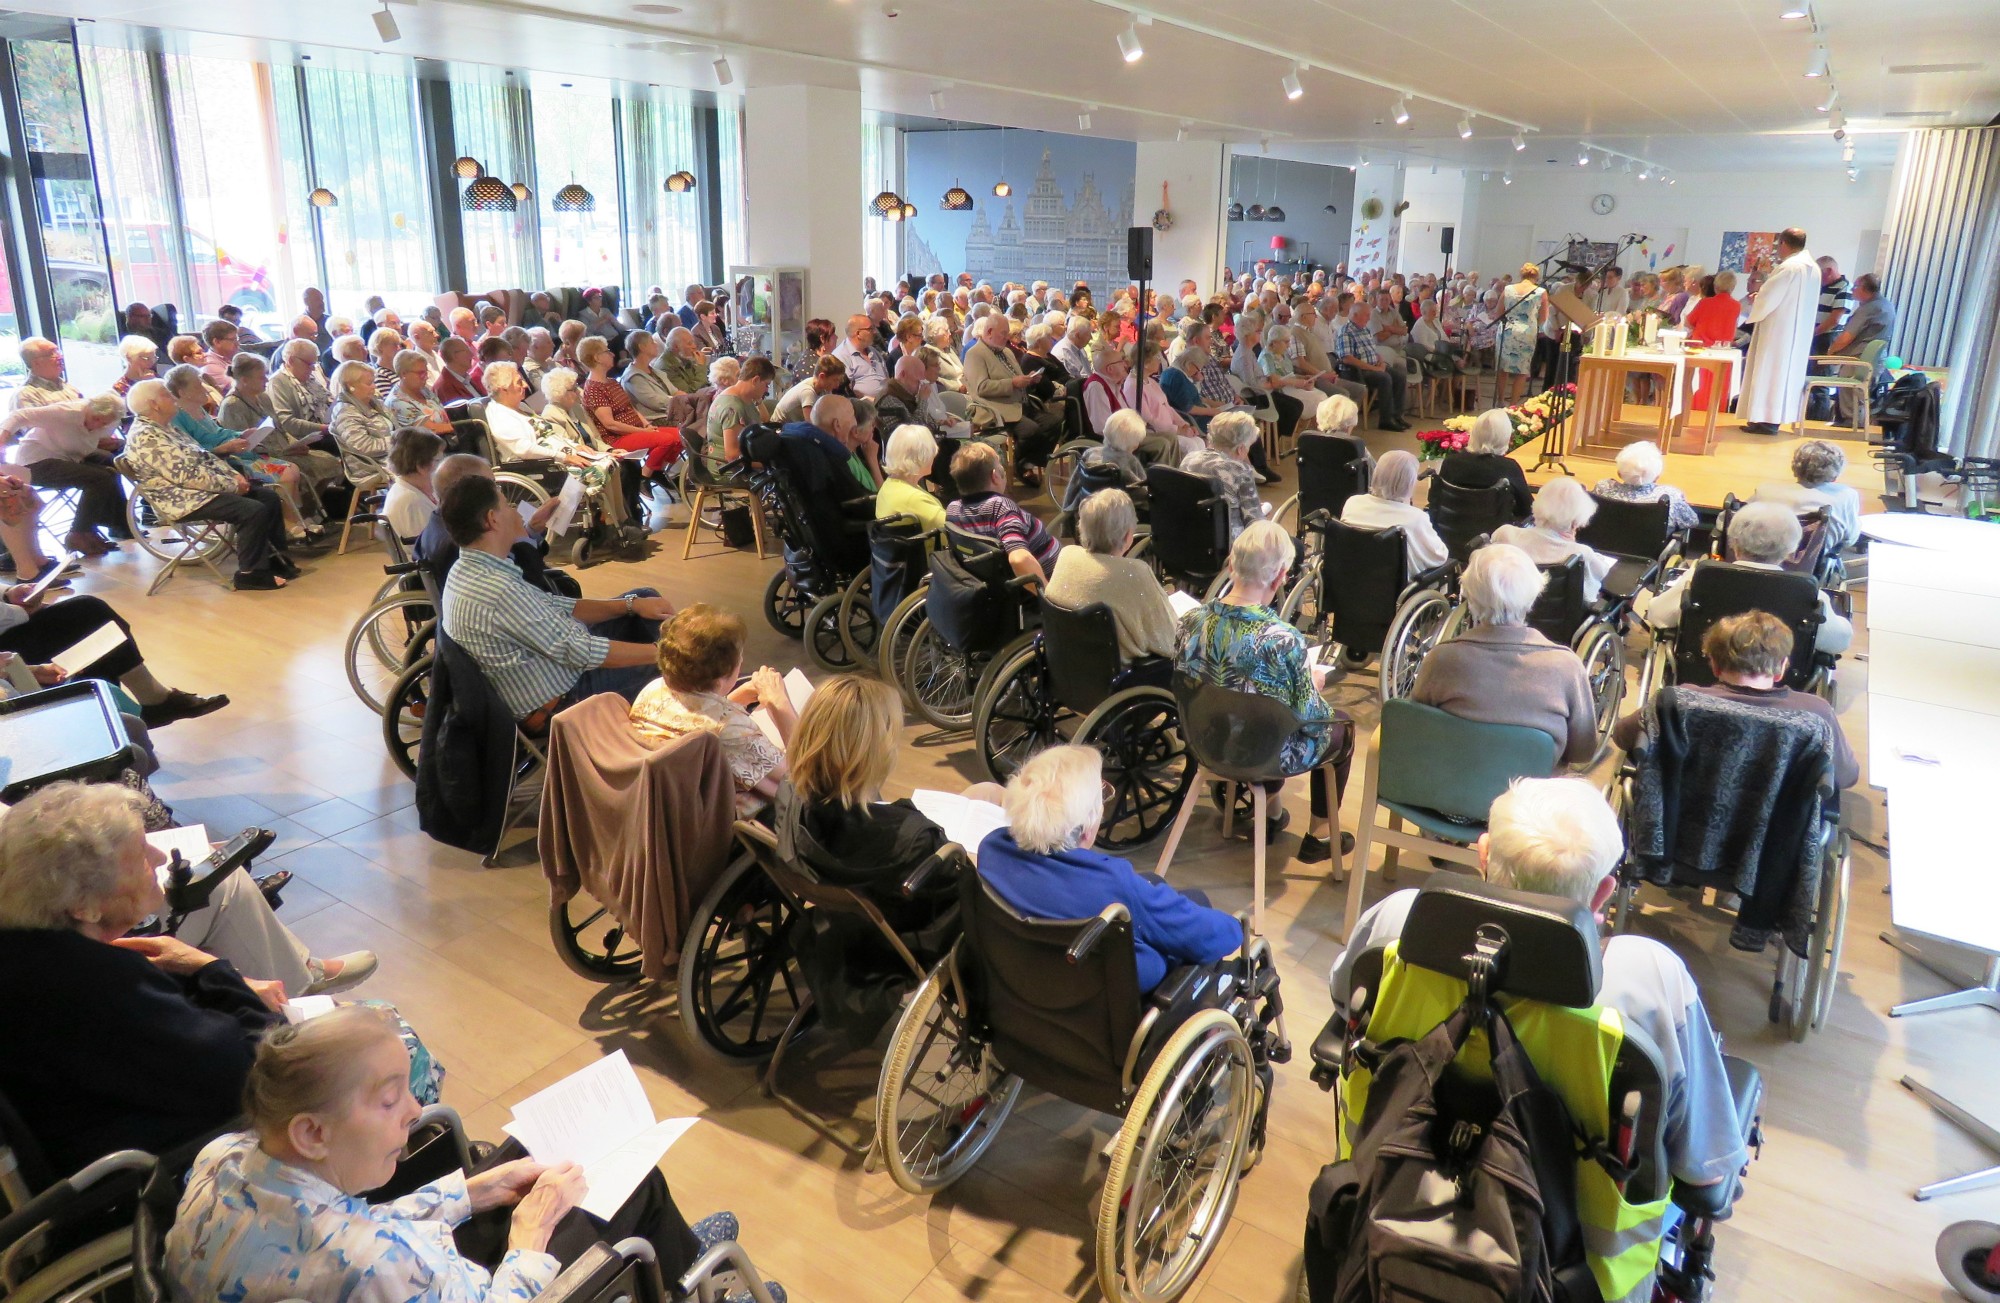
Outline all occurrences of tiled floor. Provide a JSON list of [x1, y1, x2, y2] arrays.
[[66, 431, 1999, 1302]]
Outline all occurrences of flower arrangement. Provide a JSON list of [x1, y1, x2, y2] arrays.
[[1414, 385, 1575, 460]]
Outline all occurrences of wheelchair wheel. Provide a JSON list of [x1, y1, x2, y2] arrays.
[[763, 569, 810, 639], [836, 568, 880, 669], [382, 653, 433, 781], [804, 591, 857, 672], [1278, 555, 1326, 640], [1379, 588, 1452, 700], [1938, 1222, 2000, 1303], [125, 486, 232, 565], [1270, 493, 1301, 538], [903, 618, 979, 730], [1573, 621, 1626, 765], [878, 587, 930, 704], [877, 960, 1023, 1195], [1796, 831, 1852, 1039], [1098, 1008, 1255, 1303], [973, 637, 1066, 783], [3, 1227, 134, 1303], [1080, 688, 1195, 850], [549, 890, 644, 981], [493, 470, 551, 508], [678, 847, 809, 1062], [345, 592, 436, 716]]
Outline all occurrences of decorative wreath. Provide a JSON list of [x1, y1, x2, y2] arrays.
[[1360, 196, 1385, 221], [1152, 181, 1174, 232]]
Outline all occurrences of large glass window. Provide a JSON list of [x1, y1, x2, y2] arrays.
[[716, 99, 747, 271], [293, 64, 437, 322], [861, 114, 900, 294], [620, 91, 702, 301], [532, 88, 620, 291], [163, 54, 296, 331], [75, 43, 183, 329], [450, 78, 537, 291], [14, 36, 118, 391]]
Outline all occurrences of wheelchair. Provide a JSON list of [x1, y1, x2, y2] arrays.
[[0, 1086, 151, 1303], [1308, 872, 1766, 1303], [1423, 472, 1519, 562], [1708, 494, 1847, 592], [876, 869, 1288, 1303], [858, 512, 940, 685], [967, 598, 1195, 847], [346, 544, 434, 716], [1271, 432, 1371, 541], [1633, 558, 1839, 708], [1280, 515, 1457, 698], [1143, 464, 1234, 600], [740, 426, 879, 673], [891, 526, 1039, 730]]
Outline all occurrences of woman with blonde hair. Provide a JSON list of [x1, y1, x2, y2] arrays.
[[1496, 262, 1545, 405], [630, 603, 791, 816]]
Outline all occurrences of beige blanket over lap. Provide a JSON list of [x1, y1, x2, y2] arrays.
[[538, 693, 735, 980]]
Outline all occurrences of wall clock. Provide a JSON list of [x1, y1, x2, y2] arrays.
[[1591, 193, 1617, 215]]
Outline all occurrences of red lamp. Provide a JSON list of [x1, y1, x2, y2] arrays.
[[1269, 235, 1288, 251]]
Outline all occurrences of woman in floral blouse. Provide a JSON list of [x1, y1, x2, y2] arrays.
[[163, 363, 319, 544], [1175, 520, 1352, 865], [629, 603, 793, 817], [123, 379, 294, 589]]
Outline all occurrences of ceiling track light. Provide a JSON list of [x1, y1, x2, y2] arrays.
[[1282, 66, 1304, 101], [1391, 96, 1409, 125], [1817, 86, 1839, 113], [1779, 3, 1809, 18], [1457, 113, 1473, 139], [712, 54, 733, 85], [1502, 171, 1513, 185], [1510, 129, 1526, 151], [1078, 110, 1092, 130], [1577, 144, 1592, 167], [1117, 22, 1143, 63], [929, 89, 944, 113], [1174, 124, 1188, 142], [372, 3, 400, 43], [1638, 167, 1651, 180], [1804, 45, 1828, 78]]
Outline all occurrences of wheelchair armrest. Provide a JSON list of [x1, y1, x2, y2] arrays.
[[1067, 902, 1132, 964], [1300, 508, 1334, 535], [1309, 1012, 1347, 1089], [1669, 1055, 1763, 1220], [900, 843, 966, 898], [1670, 1173, 1739, 1220], [383, 560, 422, 577]]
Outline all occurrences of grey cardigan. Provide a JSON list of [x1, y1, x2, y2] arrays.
[[1409, 623, 1597, 767]]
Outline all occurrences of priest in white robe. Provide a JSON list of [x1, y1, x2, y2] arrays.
[[1738, 228, 1819, 433]]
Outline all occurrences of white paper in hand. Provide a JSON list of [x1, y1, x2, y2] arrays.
[[751, 670, 816, 749], [282, 994, 338, 1025], [547, 474, 586, 538], [239, 419, 277, 452], [1166, 590, 1202, 620], [910, 789, 1011, 860], [516, 499, 539, 531], [50, 623, 129, 677], [506, 1051, 699, 1220]]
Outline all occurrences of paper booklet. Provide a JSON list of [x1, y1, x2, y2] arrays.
[[501, 1051, 700, 1220], [50, 623, 130, 677], [238, 419, 277, 451], [910, 789, 1011, 860], [547, 473, 586, 538], [749, 667, 814, 749], [146, 823, 213, 869], [1166, 590, 1202, 620]]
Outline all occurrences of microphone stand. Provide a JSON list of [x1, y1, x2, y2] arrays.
[[1531, 232, 1645, 475]]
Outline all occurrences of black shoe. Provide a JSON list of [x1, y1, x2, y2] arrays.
[[1297, 831, 1357, 864], [233, 571, 285, 591], [272, 554, 302, 580], [255, 869, 292, 909], [1741, 421, 1780, 434], [1263, 807, 1291, 841], [140, 689, 230, 728]]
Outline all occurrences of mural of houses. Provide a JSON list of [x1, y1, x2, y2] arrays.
[[959, 149, 1133, 289]]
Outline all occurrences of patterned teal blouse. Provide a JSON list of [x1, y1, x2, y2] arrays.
[[1175, 599, 1332, 769], [166, 1132, 556, 1303]]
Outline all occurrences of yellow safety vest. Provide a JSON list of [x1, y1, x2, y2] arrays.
[[1337, 942, 1673, 1303]]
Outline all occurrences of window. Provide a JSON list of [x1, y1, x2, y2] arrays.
[[532, 88, 620, 292], [450, 78, 537, 291], [861, 114, 901, 295], [163, 54, 295, 327], [294, 64, 438, 322], [17, 36, 117, 391], [715, 99, 747, 271], [619, 90, 702, 303]]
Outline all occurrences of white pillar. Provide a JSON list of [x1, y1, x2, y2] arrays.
[[1398, 170, 1469, 278], [1348, 163, 1408, 280], [744, 85, 863, 324], [1134, 140, 1229, 294]]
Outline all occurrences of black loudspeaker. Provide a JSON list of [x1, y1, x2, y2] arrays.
[[1127, 226, 1154, 280], [1441, 225, 1456, 255]]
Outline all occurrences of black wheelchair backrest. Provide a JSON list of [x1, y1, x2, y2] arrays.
[[868, 513, 933, 623], [1143, 464, 1231, 583], [1398, 872, 1602, 1007], [740, 422, 786, 470], [1039, 599, 1125, 715], [961, 873, 1143, 1117], [1172, 670, 1316, 785], [1524, 554, 1588, 647], [1427, 476, 1519, 562], [925, 545, 1015, 656], [1321, 518, 1410, 656], [1297, 434, 1372, 521], [1579, 493, 1671, 561], [1675, 561, 1824, 690]]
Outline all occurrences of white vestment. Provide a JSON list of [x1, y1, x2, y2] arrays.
[[1739, 249, 1818, 425]]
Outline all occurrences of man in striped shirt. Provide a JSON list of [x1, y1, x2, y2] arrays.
[[438, 473, 672, 726]]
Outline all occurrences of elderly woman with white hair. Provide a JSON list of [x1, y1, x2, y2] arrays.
[[0, 389, 132, 553], [1176, 521, 1352, 862], [976, 746, 1241, 995], [1754, 438, 1860, 552], [126, 377, 295, 589], [1438, 407, 1532, 518], [1048, 488, 1179, 665], [1339, 448, 1448, 573], [1638, 500, 1852, 653], [1410, 542, 1598, 767], [1062, 407, 1149, 517], [1493, 477, 1618, 604], [878, 423, 946, 531], [921, 315, 965, 389], [1591, 439, 1697, 532], [1180, 409, 1267, 540]]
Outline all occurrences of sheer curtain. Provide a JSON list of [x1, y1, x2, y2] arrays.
[[163, 54, 299, 318], [620, 90, 703, 299], [450, 79, 538, 290], [532, 89, 622, 292], [296, 65, 438, 320], [715, 98, 748, 271], [860, 114, 901, 294], [76, 43, 186, 315]]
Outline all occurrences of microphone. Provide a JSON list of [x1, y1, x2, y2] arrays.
[[1628, 232, 1650, 242]]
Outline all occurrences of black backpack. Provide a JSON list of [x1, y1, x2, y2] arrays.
[[1303, 994, 1607, 1303]]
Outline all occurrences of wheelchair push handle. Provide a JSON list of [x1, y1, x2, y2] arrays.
[[1067, 903, 1132, 964], [900, 843, 967, 899]]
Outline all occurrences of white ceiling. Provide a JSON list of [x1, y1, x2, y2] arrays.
[[8, 0, 1997, 172]]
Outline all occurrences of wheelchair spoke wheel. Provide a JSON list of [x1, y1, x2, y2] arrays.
[[346, 593, 436, 716], [762, 569, 810, 639], [8, 1227, 134, 1303], [837, 569, 880, 669], [381, 654, 433, 781], [679, 850, 808, 1062], [1099, 1009, 1254, 1303], [1574, 622, 1626, 766], [879, 588, 931, 704], [1802, 836, 1851, 1037], [904, 618, 978, 730], [804, 591, 857, 672], [1379, 589, 1451, 701], [549, 891, 643, 981], [125, 487, 231, 565], [973, 642, 1065, 784], [1083, 691, 1195, 850], [1278, 556, 1326, 640], [877, 962, 1022, 1194]]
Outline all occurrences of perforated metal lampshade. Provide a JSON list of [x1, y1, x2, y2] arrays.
[[552, 183, 595, 212], [1245, 204, 1267, 221], [509, 182, 531, 201], [308, 187, 338, 208], [1227, 201, 1244, 221], [941, 185, 972, 211], [462, 175, 518, 211], [665, 170, 697, 193], [871, 190, 904, 216], [993, 180, 1012, 197], [1266, 205, 1286, 222], [452, 155, 483, 179]]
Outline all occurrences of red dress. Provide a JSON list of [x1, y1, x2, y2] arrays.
[[1682, 293, 1742, 412]]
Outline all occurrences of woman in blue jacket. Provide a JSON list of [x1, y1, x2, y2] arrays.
[[976, 745, 1240, 993]]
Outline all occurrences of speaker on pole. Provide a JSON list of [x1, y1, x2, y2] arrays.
[[1441, 225, 1456, 255], [1127, 226, 1154, 280]]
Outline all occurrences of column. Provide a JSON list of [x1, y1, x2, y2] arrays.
[[1348, 162, 1407, 280], [744, 85, 863, 325], [1134, 140, 1229, 294]]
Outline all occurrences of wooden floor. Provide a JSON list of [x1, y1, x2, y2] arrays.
[[63, 422, 1996, 1303]]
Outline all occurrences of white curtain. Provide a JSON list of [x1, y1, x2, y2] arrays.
[[861, 114, 901, 293]]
